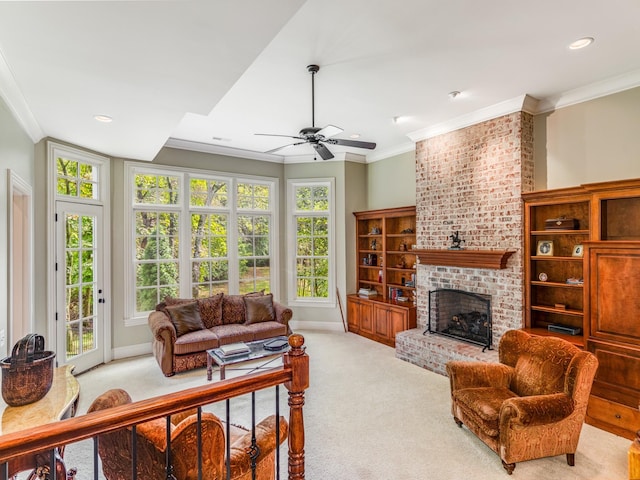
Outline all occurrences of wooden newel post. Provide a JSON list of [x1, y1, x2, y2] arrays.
[[284, 334, 309, 480]]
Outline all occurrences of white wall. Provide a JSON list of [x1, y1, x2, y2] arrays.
[[0, 97, 35, 357]]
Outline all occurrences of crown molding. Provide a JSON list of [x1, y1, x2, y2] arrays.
[[165, 137, 285, 163], [366, 141, 416, 163], [407, 94, 539, 143], [536, 67, 640, 113], [0, 50, 44, 142], [282, 151, 366, 164]]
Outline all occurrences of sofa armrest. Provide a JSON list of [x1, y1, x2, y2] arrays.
[[228, 415, 288, 477], [273, 301, 293, 334], [148, 310, 177, 376], [500, 392, 575, 428], [149, 310, 177, 343], [446, 361, 514, 391]]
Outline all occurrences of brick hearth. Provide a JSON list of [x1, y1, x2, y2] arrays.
[[396, 111, 534, 374], [396, 328, 498, 376]]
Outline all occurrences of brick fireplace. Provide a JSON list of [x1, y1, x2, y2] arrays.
[[395, 110, 534, 375]]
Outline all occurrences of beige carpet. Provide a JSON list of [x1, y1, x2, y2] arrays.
[[61, 330, 629, 479]]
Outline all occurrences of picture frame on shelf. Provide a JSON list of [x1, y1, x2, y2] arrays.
[[536, 240, 553, 256], [572, 244, 584, 257]]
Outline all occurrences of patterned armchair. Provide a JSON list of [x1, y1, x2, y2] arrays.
[[88, 389, 288, 480], [446, 329, 598, 474]]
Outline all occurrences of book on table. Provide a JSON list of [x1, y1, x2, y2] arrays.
[[219, 342, 250, 356]]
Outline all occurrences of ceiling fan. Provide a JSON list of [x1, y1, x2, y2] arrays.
[[256, 64, 376, 160]]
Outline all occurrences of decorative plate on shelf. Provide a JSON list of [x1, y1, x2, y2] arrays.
[[538, 272, 548, 282]]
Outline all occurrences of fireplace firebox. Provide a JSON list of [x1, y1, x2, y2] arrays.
[[425, 288, 492, 351]]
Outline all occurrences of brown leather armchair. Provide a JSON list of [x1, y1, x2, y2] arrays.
[[87, 389, 288, 480], [446, 329, 598, 475]]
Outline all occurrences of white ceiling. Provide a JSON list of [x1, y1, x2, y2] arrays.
[[1, 0, 640, 163]]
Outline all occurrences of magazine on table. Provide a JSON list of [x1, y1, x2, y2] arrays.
[[219, 342, 250, 356]]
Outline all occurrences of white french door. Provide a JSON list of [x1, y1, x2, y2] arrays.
[[55, 202, 106, 372]]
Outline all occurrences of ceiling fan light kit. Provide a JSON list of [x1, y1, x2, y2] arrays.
[[256, 64, 376, 160]]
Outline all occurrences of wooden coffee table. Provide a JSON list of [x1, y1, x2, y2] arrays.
[[206, 336, 290, 381]]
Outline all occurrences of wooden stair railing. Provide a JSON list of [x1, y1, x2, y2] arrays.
[[0, 333, 308, 480]]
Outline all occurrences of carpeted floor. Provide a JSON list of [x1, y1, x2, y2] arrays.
[[61, 330, 629, 479]]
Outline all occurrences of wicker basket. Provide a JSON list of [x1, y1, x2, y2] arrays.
[[1, 334, 56, 407]]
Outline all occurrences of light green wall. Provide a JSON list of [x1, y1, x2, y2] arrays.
[[0, 97, 35, 357], [533, 86, 640, 190], [366, 150, 416, 209]]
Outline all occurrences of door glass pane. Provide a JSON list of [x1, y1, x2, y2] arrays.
[[64, 212, 97, 360]]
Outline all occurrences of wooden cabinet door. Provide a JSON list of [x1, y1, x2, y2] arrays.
[[347, 297, 360, 333], [587, 243, 640, 346], [373, 304, 389, 338], [348, 296, 374, 334], [359, 301, 374, 334], [388, 306, 408, 340]]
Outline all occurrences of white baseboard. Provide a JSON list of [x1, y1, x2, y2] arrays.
[[112, 342, 152, 360], [290, 319, 345, 332]]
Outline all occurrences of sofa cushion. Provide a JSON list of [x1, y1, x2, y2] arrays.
[[173, 328, 219, 355], [244, 293, 275, 325], [220, 294, 248, 324], [166, 301, 205, 337], [198, 293, 224, 328], [453, 387, 519, 438], [211, 324, 254, 345], [248, 321, 288, 341]]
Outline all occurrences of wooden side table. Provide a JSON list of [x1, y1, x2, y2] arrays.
[[1, 365, 80, 479]]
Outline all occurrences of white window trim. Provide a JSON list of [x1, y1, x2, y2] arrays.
[[286, 177, 335, 307], [124, 162, 279, 325]]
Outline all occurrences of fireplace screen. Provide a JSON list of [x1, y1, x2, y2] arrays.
[[425, 289, 492, 351]]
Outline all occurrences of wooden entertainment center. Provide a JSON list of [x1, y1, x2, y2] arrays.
[[347, 206, 417, 347], [523, 178, 640, 439]]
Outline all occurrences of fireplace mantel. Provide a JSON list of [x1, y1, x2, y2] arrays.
[[413, 249, 514, 269]]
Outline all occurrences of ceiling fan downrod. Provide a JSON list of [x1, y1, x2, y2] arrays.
[[307, 64, 319, 128]]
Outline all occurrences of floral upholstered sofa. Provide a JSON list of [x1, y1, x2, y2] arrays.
[[148, 292, 292, 376]]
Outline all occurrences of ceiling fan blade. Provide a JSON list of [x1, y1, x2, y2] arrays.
[[265, 141, 308, 155], [326, 138, 377, 150], [255, 133, 305, 140], [312, 142, 334, 160], [316, 124, 343, 139]]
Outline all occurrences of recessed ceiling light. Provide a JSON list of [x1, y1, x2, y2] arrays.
[[211, 136, 231, 142], [569, 37, 594, 50], [350, 133, 361, 139], [94, 114, 112, 123], [448, 91, 461, 100], [393, 116, 408, 124]]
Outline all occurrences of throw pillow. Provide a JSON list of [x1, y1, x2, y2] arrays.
[[197, 292, 224, 328], [244, 293, 275, 325], [166, 301, 205, 337]]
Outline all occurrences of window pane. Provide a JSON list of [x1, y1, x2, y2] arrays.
[[190, 178, 228, 208], [296, 186, 311, 211], [134, 173, 179, 205], [57, 158, 98, 200]]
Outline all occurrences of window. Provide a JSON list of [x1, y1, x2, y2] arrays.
[[237, 181, 272, 294], [125, 164, 277, 322], [288, 179, 334, 304], [190, 177, 230, 297], [132, 173, 181, 312], [56, 155, 99, 201]]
